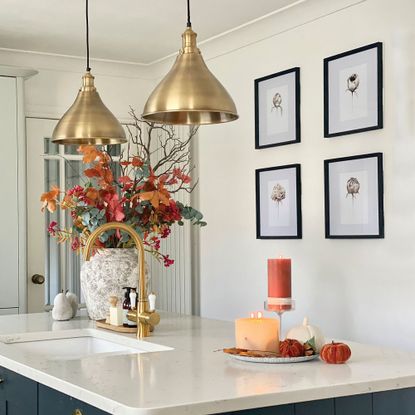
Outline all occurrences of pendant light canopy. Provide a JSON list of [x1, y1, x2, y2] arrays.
[[52, 0, 126, 145], [142, 0, 238, 125]]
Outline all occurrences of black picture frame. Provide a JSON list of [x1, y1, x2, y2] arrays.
[[324, 153, 384, 239], [255, 67, 301, 149], [255, 164, 302, 239], [324, 42, 383, 138]]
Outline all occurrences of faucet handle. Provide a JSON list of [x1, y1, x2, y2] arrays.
[[139, 311, 160, 327]]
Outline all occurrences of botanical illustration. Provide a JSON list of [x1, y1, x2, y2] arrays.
[[271, 183, 286, 217], [346, 177, 360, 199], [41, 109, 206, 268], [346, 73, 360, 109], [271, 92, 283, 115]]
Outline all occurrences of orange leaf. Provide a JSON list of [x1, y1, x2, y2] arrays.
[[40, 186, 60, 213], [140, 191, 160, 208], [78, 145, 103, 164], [132, 156, 143, 167], [159, 191, 170, 206], [84, 168, 101, 178], [86, 188, 99, 200]]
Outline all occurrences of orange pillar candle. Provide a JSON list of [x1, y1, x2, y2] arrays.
[[235, 312, 279, 352], [268, 257, 291, 298], [268, 257, 292, 311]]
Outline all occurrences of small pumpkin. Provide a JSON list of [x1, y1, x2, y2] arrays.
[[280, 339, 304, 357], [320, 341, 351, 364], [286, 317, 325, 352]]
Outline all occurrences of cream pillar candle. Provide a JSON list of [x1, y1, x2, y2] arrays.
[[235, 312, 279, 352]]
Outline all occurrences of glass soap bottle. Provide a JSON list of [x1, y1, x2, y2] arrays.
[[128, 288, 137, 328], [122, 287, 131, 327]]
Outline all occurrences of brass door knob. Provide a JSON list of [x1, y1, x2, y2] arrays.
[[73, 410, 83, 415], [31, 274, 45, 285]]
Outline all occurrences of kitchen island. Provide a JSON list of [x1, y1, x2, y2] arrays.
[[0, 312, 414, 414]]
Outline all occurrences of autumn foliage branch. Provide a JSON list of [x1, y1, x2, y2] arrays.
[[40, 110, 205, 267]]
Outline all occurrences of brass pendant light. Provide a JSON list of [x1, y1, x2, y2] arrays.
[[52, 0, 126, 145], [142, 0, 238, 125]]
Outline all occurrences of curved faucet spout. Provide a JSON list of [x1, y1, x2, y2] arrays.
[[83, 221, 159, 338]]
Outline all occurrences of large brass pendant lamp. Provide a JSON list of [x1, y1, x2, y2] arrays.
[[142, 0, 238, 125], [52, 0, 126, 145]]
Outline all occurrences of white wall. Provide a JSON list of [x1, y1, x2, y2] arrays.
[[196, 0, 415, 350]]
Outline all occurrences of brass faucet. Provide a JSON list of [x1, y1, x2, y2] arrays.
[[83, 222, 160, 339]]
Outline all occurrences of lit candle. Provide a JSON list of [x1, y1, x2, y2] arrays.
[[268, 256, 292, 311], [235, 312, 279, 352]]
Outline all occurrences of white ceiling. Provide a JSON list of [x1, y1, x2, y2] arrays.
[[0, 0, 301, 64]]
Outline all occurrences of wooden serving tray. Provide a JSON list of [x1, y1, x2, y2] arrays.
[[96, 320, 137, 333]]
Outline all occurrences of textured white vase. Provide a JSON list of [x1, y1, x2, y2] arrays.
[[80, 248, 149, 320]]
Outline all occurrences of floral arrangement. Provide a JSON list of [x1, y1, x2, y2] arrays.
[[41, 111, 205, 267]]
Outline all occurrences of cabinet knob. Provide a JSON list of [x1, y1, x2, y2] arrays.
[[0, 378, 4, 384], [73, 410, 82, 415], [31, 274, 45, 285]]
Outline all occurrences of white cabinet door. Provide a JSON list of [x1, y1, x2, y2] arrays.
[[0, 77, 19, 310]]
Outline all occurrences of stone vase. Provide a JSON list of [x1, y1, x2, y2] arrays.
[[80, 248, 149, 320]]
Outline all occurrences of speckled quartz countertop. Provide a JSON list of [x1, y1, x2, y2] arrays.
[[0, 312, 414, 414]]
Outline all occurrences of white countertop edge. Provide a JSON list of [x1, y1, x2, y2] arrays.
[[1, 352, 415, 415]]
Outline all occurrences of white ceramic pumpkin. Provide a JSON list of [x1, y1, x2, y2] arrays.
[[286, 317, 325, 352]]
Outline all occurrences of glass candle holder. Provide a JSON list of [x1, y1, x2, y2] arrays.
[[264, 298, 295, 340]]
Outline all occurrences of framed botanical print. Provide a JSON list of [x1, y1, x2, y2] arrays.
[[256, 164, 302, 239], [324, 42, 383, 137], [255, 67, 301, 149], [324, 153, 384, 238]]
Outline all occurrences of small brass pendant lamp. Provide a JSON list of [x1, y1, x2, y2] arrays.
[[142, 0, 238, 125], [52, 0, 126, 145]]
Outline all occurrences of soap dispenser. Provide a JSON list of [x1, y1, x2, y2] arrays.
[[122, 287, 131, 327], [128, 288, 137, 328]]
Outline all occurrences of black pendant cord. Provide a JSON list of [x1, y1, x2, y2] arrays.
[[186, 0, 191, 27], [86, 0, 91, 71]]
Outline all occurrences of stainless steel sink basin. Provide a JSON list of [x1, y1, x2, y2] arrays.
[[0, 328, 172, 360]]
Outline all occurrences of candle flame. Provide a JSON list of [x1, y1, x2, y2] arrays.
[[257, 311, 263, 319], [250, 312, 255, 319]]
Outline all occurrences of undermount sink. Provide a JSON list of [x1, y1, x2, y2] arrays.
[[0, 328, 172, 360]]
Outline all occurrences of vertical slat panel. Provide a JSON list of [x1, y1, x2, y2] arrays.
[[147, 125, 192, 314]]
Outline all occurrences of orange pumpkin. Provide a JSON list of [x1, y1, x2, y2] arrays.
[[320, 341, 351, 364], [280, 339, 304, 357]]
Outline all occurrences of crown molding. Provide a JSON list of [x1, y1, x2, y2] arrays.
[[0, 64, 37, 79]]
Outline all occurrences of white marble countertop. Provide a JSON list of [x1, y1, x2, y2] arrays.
[[0, 312, 414, 414]]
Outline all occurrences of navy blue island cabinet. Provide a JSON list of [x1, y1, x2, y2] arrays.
[[1, 366, 415, 415]]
